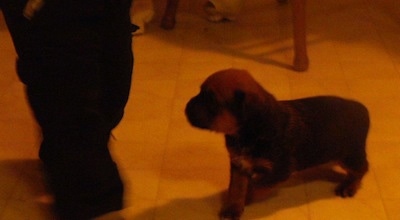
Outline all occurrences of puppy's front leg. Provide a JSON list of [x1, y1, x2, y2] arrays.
[[220, 163, 249, 220]]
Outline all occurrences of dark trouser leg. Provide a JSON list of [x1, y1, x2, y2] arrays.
[[2, 0, 133, 219], [27, 81, 127, 219]]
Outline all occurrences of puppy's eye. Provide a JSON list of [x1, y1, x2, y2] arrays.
[[224, 89, 246, 112], [199, 90, 217, 103], [198, 90, 220, 112], [234, 90, 246, 103]]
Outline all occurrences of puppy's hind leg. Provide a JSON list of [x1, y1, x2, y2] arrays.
[[335, 152, 369, 198]]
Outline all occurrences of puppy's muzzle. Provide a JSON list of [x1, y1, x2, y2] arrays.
[[185, 95, 218, 129]]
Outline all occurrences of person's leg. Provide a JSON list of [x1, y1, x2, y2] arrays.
[[27, 82, 126, 219], [2, 0, 133, 218], [102, 0, 134, 130]]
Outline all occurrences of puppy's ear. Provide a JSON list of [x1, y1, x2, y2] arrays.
[[232, 89, 260, 117], [233, 89, 279, 138], [234, 89, 271, 120]]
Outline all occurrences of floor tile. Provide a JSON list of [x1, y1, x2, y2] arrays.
[[374, 168, 400, 199], [383, 199, 400, 220], [309, 198, 387, 220]]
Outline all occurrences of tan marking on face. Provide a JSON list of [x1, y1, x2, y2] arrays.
[[253, 158, 274, 171], [231, 155, 253, 175], [209, 110, 238, 135]]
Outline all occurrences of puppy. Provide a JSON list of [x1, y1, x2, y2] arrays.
[[185, 69, 369, 220]]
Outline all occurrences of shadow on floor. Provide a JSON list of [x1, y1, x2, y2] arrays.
[[129, 165, 346, 219]]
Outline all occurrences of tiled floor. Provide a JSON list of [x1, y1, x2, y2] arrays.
[[1, 0, 400, 219]]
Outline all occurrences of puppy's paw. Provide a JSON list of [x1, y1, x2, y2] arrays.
[[335, 181, 360, 198], [219, 204, 243, 220]]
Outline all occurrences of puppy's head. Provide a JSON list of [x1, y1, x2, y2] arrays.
[[185, 69, 276, 135]]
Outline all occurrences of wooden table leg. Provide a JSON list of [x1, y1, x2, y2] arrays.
[[291, 0, 309, 71], [161, 0, 179, 29]]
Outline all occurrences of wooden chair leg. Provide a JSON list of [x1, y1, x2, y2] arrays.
[[161, 0, 309, 71], [161, 0, 179, 30], [291, 0, 309, 71]]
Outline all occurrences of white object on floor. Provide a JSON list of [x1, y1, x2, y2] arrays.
[[204, 0, 243, 22], [130, 0, 154, 35]]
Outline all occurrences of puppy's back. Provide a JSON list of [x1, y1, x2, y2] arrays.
[[283, 96, 369, 168], [287, 96, 369, 130]]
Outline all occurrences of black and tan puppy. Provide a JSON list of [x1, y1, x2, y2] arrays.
[[185, 69, 369, 220]]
